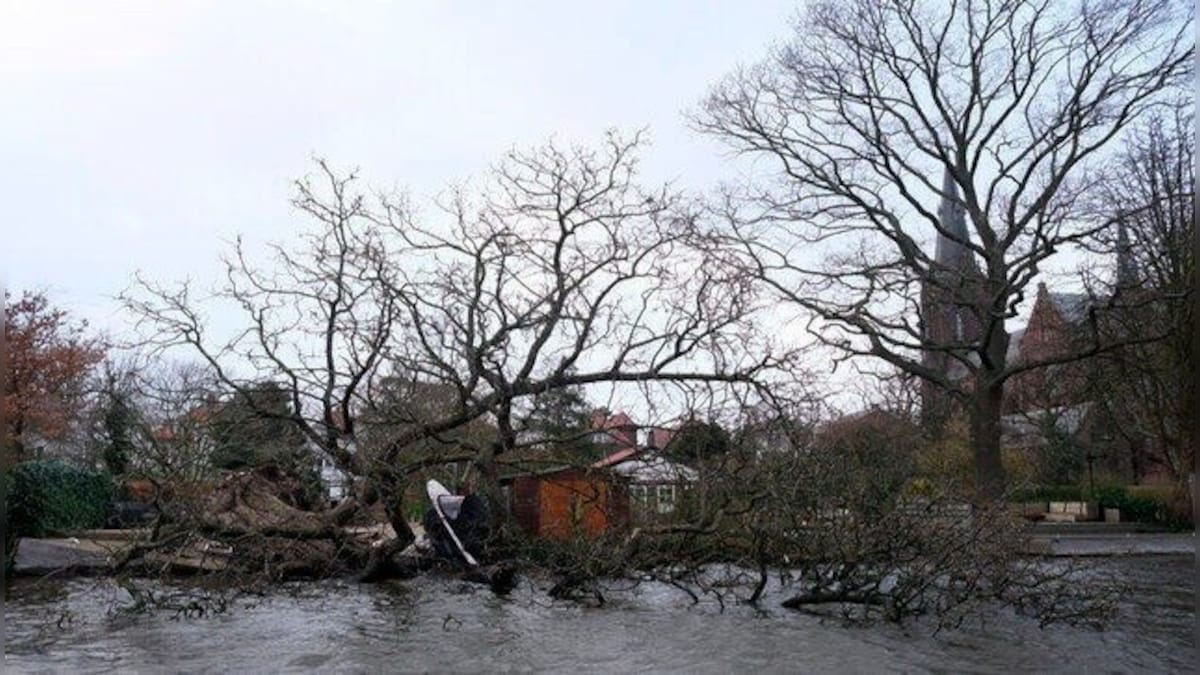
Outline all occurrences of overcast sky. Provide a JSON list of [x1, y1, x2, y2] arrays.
[[2, 1, 801, 337]]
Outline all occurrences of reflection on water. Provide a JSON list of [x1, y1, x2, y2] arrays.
[[4, 556, 1194, 673]]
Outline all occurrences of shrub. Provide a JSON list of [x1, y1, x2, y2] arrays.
[[1118, 493, 1162, 523], [904, 477, 936, 498], [1125, 485, 1192, 527], [5, 460, 115, 539], [1082, 484, 1190, 527], [812, 410, 921, 516], [1008, 485, 1084, 503], [1089, 484, 1128, 509], [1001, 447, 1036, 487], [915, 416, 973, 492]]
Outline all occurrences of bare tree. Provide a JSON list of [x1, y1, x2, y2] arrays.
[[121, 132, 778, 567], [1083, 103, 1194, 486], [697, 0, 1192, 497]]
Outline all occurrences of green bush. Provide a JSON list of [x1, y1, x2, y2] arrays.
[[1087, 484, 1183, 525], [1126, 485, 1190, 526], [1089, 484, 1128, 509], [1118, 494, 1163, 523], [5, 460, 115, 539], [1001, 481, 1190, 527], [1008, 485, 1084, 503]]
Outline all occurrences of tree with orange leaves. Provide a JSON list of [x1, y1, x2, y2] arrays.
[[4, 291, 105, 461]]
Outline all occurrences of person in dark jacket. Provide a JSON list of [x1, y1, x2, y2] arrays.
[[423, 488, 491, 566]]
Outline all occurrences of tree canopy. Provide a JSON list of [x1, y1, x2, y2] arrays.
[[664, 420, 732, 467], [4, 291, 105, 461], [698, 0, 1193, 497]]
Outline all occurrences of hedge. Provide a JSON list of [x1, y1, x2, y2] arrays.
[[1008, 485, 1084, 503], [5, 459, 116, 539], [1010, 483, 1190, 527]]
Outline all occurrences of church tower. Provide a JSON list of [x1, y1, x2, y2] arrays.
[[920, 166, 983, 429], [1115, 219, 1140, 290]]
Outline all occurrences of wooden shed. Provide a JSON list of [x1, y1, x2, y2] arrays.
[[507, 467, 630, 540]]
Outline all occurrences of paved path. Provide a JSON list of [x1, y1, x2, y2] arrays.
[[11, 522, 421, 576], [1025, 531, 1195, 556], [12, 538, 125, 575]]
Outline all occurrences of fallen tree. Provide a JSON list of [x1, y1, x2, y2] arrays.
[[87, 400, 1117, 630], [503, 404, 1117, 628], [103, 132, 1120, 628], [119, 132, 776, 574]]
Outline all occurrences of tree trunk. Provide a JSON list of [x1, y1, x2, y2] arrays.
[[11, 418, 28, 463], [372, 469, 415, 551], [971, 378, 1007, 501], [476, 439, 514, 550], [480, 401, 517, 536], [355, 471, 418, 583], [1129, 437, 1145, 484]]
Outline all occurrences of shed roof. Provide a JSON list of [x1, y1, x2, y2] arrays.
[[610, 455, 698, 484]]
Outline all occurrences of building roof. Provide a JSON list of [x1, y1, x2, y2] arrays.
[[588, 410, 676, 454], [610, 455, 698, 484], [591, 441, 698, 483], [647, 427, 675, 450], [1048, 292, 1093, 324], [592, 447, 639, 468], [590, 410, 634, 430], [1006, 328, 1026, 362]]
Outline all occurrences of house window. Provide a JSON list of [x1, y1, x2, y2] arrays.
[[631, 485, 652, 510], [656, 485, 676, 514]]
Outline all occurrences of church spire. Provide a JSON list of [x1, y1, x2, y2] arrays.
[[920, 164, 983, 433], [934, 165, 970, 266], [1116, 218, 1139, 289]]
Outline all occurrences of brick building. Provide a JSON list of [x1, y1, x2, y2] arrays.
[[919, 182, 1165, 483], [999, 236, 1170, 483]]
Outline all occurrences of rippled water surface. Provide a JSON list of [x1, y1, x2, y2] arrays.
[[5, 556, 1195, 673]]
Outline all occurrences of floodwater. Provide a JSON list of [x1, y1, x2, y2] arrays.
[[4, 556, 1195, 673]]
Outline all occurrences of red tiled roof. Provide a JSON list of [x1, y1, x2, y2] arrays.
[[590, 410, 634, 430], [648, 427, 675, 450], [592, 447, 639, 469]]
